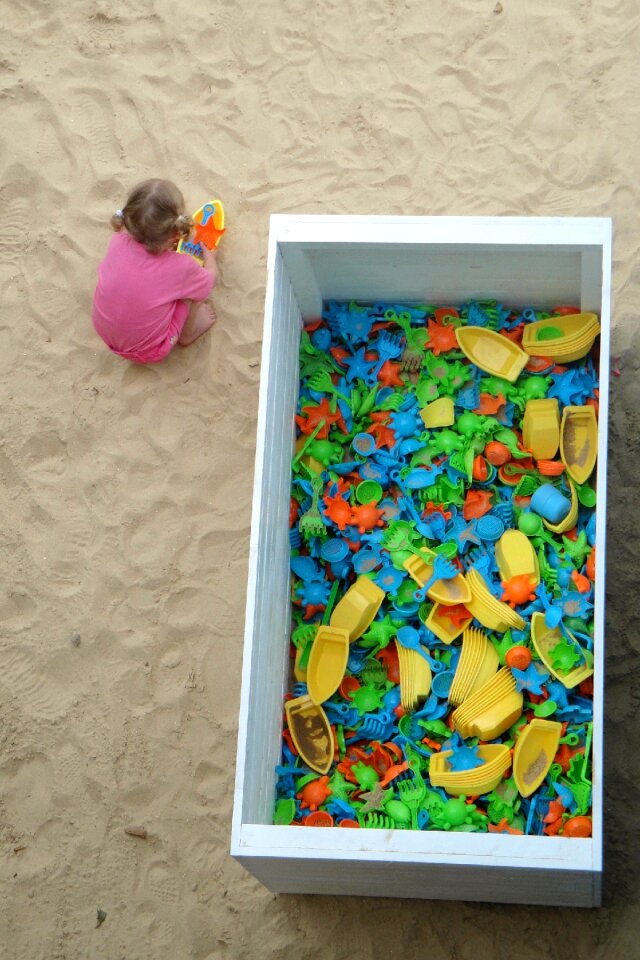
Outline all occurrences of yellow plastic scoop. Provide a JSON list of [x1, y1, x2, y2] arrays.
[[330, 576, 385, 642], [513, 719, 562, 797], [307, 625, 350, 705], [285, 695, 334, 775], [560, 405, 598, 485], [429, 744, 512, 796], [455, 326, 529, 382]]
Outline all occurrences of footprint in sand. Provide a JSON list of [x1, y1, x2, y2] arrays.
[[0, 649, 75, 720], [69, 90, 120, 167], [3, 753, 53, 835], [0, 174, 30, 266], [52, 742, 86, 795], [146, 860, 180, 905]]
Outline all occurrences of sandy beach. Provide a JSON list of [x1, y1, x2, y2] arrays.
[[1, 0, 639, 957]]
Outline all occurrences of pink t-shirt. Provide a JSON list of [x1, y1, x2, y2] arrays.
[[92, 231, 215, 363]]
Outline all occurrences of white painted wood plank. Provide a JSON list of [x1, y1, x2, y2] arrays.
[[232, 247, 301, 833], [233, 853, 600, 906], [235, 824, 594, 869], [271, 214, 611, 248]]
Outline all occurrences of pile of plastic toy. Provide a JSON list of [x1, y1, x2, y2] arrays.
[[275, 300, 599, 837]]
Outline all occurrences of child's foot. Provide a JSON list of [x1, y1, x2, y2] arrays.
[[179, 302, 217, 346]]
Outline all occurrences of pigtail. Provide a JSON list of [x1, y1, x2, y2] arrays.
[[111, 209, 125, 232], [115, 180, 190, 252], [175, 213, 193, 240]]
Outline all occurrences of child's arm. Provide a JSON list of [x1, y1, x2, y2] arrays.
[[201, 245, 219, 288]]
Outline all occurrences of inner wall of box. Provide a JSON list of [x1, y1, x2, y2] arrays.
[[279, 244, 604, 320], [245, 242, 604, 827]]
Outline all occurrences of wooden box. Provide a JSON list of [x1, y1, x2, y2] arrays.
[[231, 216, 612, 906]]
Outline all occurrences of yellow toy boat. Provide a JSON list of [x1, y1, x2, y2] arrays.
[[455, 327, 529, 382], [560, 405, 598, 485], [429, 744, 512, 796], [522, 398, 560, 460], [530, 612, 594, 689], [403, 551, 471, 605], [307, 625, 350, 705], [285, 695, 334, 775], [494, 529, 540, 585], [448, 626, 499, 707], [330, 576, 385, 642], [513, 719, 562, 797], [452, 667, 523, 740]]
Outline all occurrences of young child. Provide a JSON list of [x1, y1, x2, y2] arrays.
[[92, 179, 218, 364]]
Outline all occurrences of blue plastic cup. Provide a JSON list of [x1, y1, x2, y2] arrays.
[[529, 483, 572, 524]]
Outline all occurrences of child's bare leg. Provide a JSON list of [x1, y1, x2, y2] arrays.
[[179, 301, 217, 347]]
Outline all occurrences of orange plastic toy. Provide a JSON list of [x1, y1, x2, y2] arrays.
[[537, 459, 565, 477], [463, 489, 493, 520], [296, 399, 345, 438], [505, 645, 533, 671], [350, 502, 385, 534], [377, 360, 405, 388], [475, 392, 507, 416], [304, 811, 334, 827], [485, 441, 512, 466], [323, 492, 352, 531], [571, 569, 591, 593], [297, 775, 332, 811], [501, 574, 538, 608], [424, 317, 459, 355], [472, 456, 489, 481], [562, 816, 592, 838]]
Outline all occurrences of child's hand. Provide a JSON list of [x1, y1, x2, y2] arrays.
[[201, 244, 217, 265], [200, 243, 219, 283]]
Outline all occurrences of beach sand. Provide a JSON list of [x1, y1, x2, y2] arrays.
[[1, 0, 639, 957]]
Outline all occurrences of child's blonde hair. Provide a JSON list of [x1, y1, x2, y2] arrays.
[[111, 179, 193, 254]]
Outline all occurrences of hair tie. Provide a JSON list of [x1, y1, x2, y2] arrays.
[[115, 209, 123, 218]]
